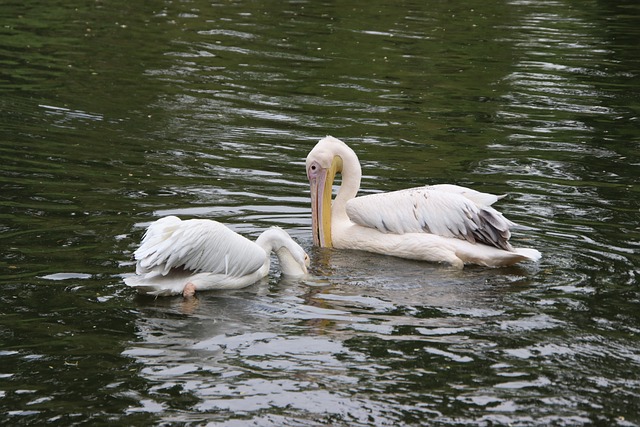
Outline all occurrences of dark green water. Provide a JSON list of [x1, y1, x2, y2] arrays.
[[1, 0, 639, 425]]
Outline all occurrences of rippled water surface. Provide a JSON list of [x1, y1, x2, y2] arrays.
[[1, 0, 639, 425]]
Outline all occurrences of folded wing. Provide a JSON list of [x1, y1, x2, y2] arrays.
[[134, 216, 266, 277], [345, 185, 516, 251]]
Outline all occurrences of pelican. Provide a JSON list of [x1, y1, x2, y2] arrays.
[[125, 216, 309, 297], [306, 136, 541, 268]]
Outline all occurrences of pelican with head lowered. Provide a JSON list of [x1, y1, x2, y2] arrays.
[[306, 136, 541, 268], [125, 216, 309, 297]]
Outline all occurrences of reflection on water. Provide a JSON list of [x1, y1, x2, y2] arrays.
[[1, 0, 639, 425], [122, 244, 634, 425], [124, 258, 523, 425]]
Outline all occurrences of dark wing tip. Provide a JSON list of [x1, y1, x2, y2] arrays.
[[472, 208, 514, 251]]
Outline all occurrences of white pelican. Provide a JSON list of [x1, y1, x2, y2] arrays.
[[306, 136, 541, 268], [125, 216, 309, 297]]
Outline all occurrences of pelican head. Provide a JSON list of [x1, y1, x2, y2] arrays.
[[306, 136, 361, 248], [256, 227, 310, 276]]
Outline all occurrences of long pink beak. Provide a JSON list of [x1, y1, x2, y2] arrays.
[[307, 162, 332, 247]]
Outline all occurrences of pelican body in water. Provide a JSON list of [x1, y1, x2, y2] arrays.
[[306, 136, 541, 268], [125, 216, 309, 297]]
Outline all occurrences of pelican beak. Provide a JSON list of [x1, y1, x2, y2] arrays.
[[308, 155, 342, 247]]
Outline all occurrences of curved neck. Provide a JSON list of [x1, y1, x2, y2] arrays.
[[255, 229, 302, 276], [255, 230, 280, 273], [255, 229, 282, 254], [332, 146, 362, 221]]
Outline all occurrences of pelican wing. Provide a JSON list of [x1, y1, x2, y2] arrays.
[[345, 186, 515, 250], [134, 216, 266, 277], [424, 184, 506, 206]]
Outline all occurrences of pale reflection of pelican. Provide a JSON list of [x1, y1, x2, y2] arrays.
[[306, 136, 541, 268], [125, 216, 309, 297]]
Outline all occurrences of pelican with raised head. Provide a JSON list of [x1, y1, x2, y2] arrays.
[[125, 216, 309, 297], [305, 136, 541, 268]]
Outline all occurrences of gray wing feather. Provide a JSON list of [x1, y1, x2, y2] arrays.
[[345, 186, 515, 250]]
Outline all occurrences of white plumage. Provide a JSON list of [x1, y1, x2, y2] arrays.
[[346, 185, 514, 250], [305, 136, 541, 268], [125, 216, 309, 296]]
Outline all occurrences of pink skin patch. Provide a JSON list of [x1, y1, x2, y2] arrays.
[[183, 282, 196, 298]]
